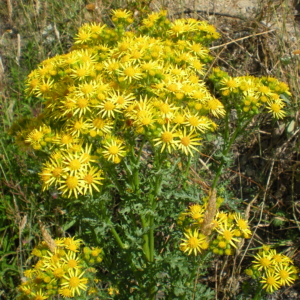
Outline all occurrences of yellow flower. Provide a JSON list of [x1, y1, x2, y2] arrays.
[[234, 213, 252, 237], [111, 9, 132, 20], [30, 289, 48, 300], [61, 268, 88, 296], [252, 252, 272, 271], [176, 128, 201, 156], [180, 229, 207, 255], [102, 139, 126, 162], [184, 111, 214, 133], [97, 97, 121, 118], [215, 223, 240, 248], [58, 174, 83, 198], [81, 166, 104, 195], [275, 264, 296, 286], [153, 123, 178, 153], [205, 98, 226, 118], [260, 270, 281, 293], [61, 251, 81, 270], [266, 99, 286, 119]]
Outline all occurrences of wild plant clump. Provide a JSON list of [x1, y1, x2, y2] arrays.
[[18, 237, 105, 299], [13, 9, 296, 300]]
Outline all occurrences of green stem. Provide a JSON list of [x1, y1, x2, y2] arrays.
[[148, 174, 163, 262], [109, 224, 125, 249], [211, 118, 250, 190], [182, 155, 192, 189], [141, 216, 151, 261]]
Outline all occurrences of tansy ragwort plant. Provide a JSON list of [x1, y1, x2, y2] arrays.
[[18, 237, 106, 299], [12, 9, 294, 299], [243, 245, 298, 298]]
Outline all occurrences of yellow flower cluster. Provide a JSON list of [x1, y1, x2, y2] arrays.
[[210, 68, 290, 119], [245, 245, 298, 293], [179, 202, 252, 256], [18, 237, 103, 299], [14, 10, 223, 198]]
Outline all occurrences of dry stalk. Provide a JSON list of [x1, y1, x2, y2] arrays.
[[209, 29, 276, 50], [200, 188, 217, 236], [35, 0, 40, 15], [16, 34, 21, 66], [0, 56, 4, 83], [38, 220, 56, 252], [7, 0, 13, 23]]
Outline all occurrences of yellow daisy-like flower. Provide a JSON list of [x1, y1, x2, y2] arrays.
[[184, 111, 214, 133], [40, 158, 65, 189], [220, 76, 240, 92], [102, 139, 126, 162], [30, 289, 48, 300], [215, 223, 240, 248], [266, 99, 286, 119], [61, 268, 88, 297], [252, 252, 272, 271], [260, 270, 281, 293], [234, 213, 252, 237], [185, 203, 205, 220], [62, 152, 88, 176], [81, 166, 104, 195], [59, 288, 73, 298], [97, 97, 121, 118], [275, 264, 296, 286], [61, 251, 81, 270], [89, 116, 113, 135], [176, 128, 201, 156], [58, 174, 83, 198], [119, 63, 143, 83], [180, 229, 207, 255], [111, 9, 132, 20], [205, 98, 226, 118], [153, 123, 178, 153]]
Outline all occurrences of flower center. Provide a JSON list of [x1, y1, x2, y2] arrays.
[[66, 176, 78, 189], [279, 270, 289, 279], [266, 276, 276, 285], [167, 83, 178, 92], [124, 67, 136, 77], [109, 146, 119, 155], [226, 80, 237, 88], [162, 132, 173, 143], [32, 131, 43, 141], [52, 167, 63, 177], [69, 159, 81, 170], [117, 96, 125, 104], [223, 230, 233, 241], [104, 101, 115, 111], [181, 136, 190, 146], [207, 99, 219, 110], [69, 276, 80, 288], [61, 135, 73, 145], [160, 104, 171, 113], [188, 237, 199, 248], [188, 116, 199, 126], [84, 174, 94, 184], [77, 98, 88, 108], [68, 259, 78, 268], [260, 257, 271, 267], [81, 84, 93, 95], [237, 219, 248, 229], [271, 103, 281, 113]]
